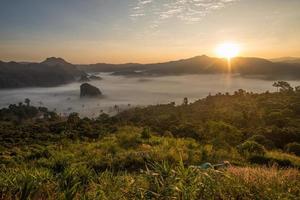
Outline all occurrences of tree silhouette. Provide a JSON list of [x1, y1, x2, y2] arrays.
[[24, 98, 30, 106], [273, 81, 293, 92], [183, 97, 188, 106]]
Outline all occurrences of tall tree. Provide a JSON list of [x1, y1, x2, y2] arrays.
[[24, 98, 31, 107]]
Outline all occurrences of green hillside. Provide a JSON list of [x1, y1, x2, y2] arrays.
[[0, 81, 299, 199]]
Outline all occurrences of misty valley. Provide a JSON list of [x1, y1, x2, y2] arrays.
[[1, 56, 300, 117], [1, 73, 300, 117]]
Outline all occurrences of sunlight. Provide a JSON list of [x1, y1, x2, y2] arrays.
[[215, 42, 240, 73], [216, 42, 240, 59]]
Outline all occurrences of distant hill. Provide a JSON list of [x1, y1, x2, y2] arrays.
[[270, 57, 300, 64], [0, 57, 85, 89], [41, 57, 72, 66], [79, 55, 300, 80], [77, 63, 142, 73], [2, 55, 300, 89], [231, 57, 300, 80]]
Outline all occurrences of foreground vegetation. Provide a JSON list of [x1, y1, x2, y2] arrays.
[[0, 81, 300, 199]]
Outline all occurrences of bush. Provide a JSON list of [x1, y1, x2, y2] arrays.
[[285, 142, 300, 156], [265, 112, 286, 127], [141, 127, 151, 139], [249, 155, 294, 168], [271, 158, 293, 168], [249, 155, 271, 165], [248, 134, 274, 149], [49, 156, 70, 174], [204, 121, 243, 146], [237, 141, 266, 156], [27, 149, 51, 160], [117, 131, 141, 149]]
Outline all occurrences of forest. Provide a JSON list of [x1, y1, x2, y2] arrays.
[[0, 81, 299, 199]]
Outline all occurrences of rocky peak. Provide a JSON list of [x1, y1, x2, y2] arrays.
[[80, 83, 102, 97], [41, 57, 71, 66]]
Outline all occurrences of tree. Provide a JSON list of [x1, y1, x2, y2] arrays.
[[265, 112, 286, 128], [295, 86, 300, 93], [183, 97, 188, 106], [67, 112, 80, 125], [272, 81, 293, 92], [24, 98, 31, 106], [236, 89, 246, 96]]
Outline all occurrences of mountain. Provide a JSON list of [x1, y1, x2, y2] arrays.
[[270, 57, 300, 64], [2, 55, 300, 89], [77, 63, 142, 73], [231, 57, 300, 80], [41, 57, 72, 66], [0, 57, 85, 89], [79, 55, 300, 80], [40, 57, 84, 77]]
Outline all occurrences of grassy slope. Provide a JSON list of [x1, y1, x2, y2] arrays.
[[0, 126, 299, 199], [1, 88, 300, 199]]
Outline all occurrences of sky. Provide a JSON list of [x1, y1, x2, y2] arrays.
[[0, 0, 300, 64]]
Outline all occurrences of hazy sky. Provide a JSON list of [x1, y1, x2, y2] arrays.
[[0, 0, 299, 64]]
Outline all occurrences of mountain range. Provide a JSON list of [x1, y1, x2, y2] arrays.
[[79, 55, 300, 80], [0, 57, 85, 89], [270, 57, 300, 64], [1, 55, 300, 89]]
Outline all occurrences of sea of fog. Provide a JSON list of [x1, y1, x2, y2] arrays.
[[1, 73, 299, 117]]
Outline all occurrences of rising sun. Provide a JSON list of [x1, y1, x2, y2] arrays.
[[216, 42, 240, 59]]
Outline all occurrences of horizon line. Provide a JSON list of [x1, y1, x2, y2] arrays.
[[1, 54, 299, 65]]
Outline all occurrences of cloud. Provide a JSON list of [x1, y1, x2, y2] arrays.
[[130, 0, 238, 26]]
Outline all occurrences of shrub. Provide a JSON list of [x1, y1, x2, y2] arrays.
[[248, 134, 274, 149], [49, 156, 70, 174], [265, 112, 286, 128], [249, 155, 294, 168], [248, 155, 271, 165], [271, 158, 293, 168], [267, 151, 300, 167], [27, 148, 51, 160], [172, 123, 202, 140], [117, 131, 141, 149], [237, 141, 266, 156], [204, 121, 243, 146], [285, 142, 300, 156], [141, 127, 151, 139]]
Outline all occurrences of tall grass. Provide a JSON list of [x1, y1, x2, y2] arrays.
[[227, 166, 300, 199], [137, 161, 300, 200], [0, 163, 299, 199], [0, 168, 54, 199], [0, 126, 299, 199]]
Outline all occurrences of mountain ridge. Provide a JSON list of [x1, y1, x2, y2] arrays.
[[270, 57, 300, 64], [1, 55, 300, 89], [0, 58, 85, 89], [41, 57, 73, 66], [78, 55, 300, 80]]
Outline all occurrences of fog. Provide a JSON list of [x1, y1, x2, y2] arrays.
[[1, 74, 299, 117]]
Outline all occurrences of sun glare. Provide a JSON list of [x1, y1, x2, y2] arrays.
[[216, 42, 240, 59]]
